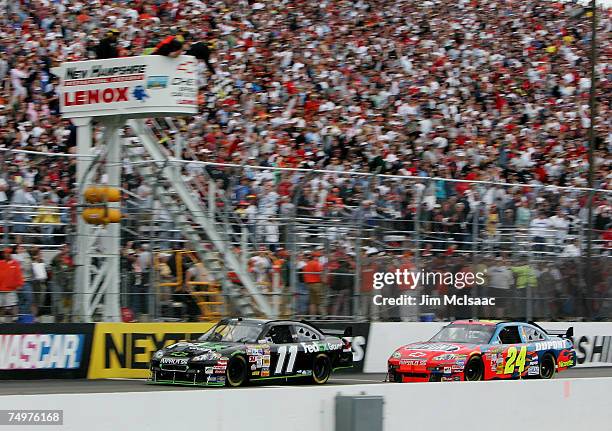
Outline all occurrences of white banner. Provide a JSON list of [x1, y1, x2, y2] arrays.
[[51, 55, 198, 118], [363, 322, 612, 373]]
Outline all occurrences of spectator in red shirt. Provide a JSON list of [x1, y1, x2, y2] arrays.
[[0, 247, 24, 323]]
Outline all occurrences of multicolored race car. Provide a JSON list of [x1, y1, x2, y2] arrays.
[[388, 320, 576, 382], [149, 318, 353, 387]]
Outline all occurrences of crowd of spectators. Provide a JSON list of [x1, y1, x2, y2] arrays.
[[0, 0, 611, 321]]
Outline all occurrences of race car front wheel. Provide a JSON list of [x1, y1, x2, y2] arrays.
[[539, 353, 556, 380], [464, 356, 484, 381], [311, 353, 332, 384], [226, 356, 248, 387]]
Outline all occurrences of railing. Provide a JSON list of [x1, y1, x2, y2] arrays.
[[2, 157, 610, 323]]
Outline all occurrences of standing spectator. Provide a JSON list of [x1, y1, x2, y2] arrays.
[[11, 244, 33, 319], [303, 251, 324, 315], [50, 244, 74, 322], [487, 256, 515, 319], [95, 29, 120, 59], [30, 247, 49, 317], [529, 212, 551, 253], [0, 247, 24, 323], [10, 183, 37, 234], [549, 209, 571, 252], [329, 252, 353, 317]]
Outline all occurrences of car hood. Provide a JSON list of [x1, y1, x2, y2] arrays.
[[396, 341, 480, 360], [162, 341, 237, 357]]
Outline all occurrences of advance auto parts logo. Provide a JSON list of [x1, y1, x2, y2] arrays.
[[87, 323, 215, 379]]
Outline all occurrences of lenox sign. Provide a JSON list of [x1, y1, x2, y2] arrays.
[[51, 55, 198, 118]]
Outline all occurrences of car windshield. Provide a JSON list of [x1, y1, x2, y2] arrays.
[[198, 321, 263, 343], [429, 324, 495, 344]]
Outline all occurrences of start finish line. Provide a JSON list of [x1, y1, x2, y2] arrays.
[[51, 55, 198, 119]]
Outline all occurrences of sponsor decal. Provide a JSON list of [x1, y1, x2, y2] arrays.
[[327, 343, 342, 351], [399, 359, 426, 366], [296, 369, 313, 376], [207, 375, 224, 384], [87, 322, 214, 379], [534, 340, 568, 351], [160, 357, 188, 365], [261, 370, 270, 377], [0, 334, 84, 370], [407, 352, 427, 358], [213, 365, 226, 374], [573, 335, 612, 365], [170, 352, 189, 357], [302, 342, 323, 354], [177, 61, 195, 74], [247, 348, 263, 355], [249, 356, 257, 363], [409, 343, 459, 352], [251, 364, 257, 371], [256, 358, 262, 367], [559, 359, 574, 368], [147, 76, 169, 89], [455, 360, 466, 367], [443, 366, 452, 374], [252, 371, 260, 376], [64, 87, 129, 106], [132, 85, 149, 102], [205, 367, 213, 375]]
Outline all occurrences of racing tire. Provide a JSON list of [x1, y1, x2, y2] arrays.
[[311, 353, 332, 385], [226, 356, 248, 387], [464, 356, 484, 381], [539, 353, 556, 380]]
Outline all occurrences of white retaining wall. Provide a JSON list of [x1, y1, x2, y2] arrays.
[[2, 378, 611, 431]]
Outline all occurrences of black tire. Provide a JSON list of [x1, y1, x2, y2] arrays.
[[226, 356, 248, 387], [311, 353, 332, 385], [464, 356, 484, 381], [539, 353, 556, 380]]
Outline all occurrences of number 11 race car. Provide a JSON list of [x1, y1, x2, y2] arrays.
[[388, 320, 576, 383], [149, 318, 353, 387]]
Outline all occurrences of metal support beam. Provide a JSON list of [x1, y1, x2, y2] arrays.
[[73, 117, 92, 322], [101, 117, 123, 321]]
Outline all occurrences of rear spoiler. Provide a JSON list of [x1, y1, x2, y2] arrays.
[[529, 322, 573, 339], [302, 320, 353, 338]]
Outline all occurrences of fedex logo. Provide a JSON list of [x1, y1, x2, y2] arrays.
[[0, 334, 84, 369], [64, 87, 129, 106]]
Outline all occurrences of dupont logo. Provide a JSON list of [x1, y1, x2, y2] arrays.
[[0, 334, 84, 370]]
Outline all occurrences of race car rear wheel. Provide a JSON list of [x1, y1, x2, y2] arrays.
[[539, 353, 556, 380], [311, 353, 332, 385], [464, 356, 484, 381], [226, 356, 248, 387]]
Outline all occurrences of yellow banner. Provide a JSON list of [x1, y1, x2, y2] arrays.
[[87, 322, 216, 379]]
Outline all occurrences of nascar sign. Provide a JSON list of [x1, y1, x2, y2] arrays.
[[0, 334, 84, 370], [51, 55, 198, 118]]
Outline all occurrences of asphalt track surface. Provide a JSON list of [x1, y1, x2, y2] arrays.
[[2, 369, 612, 396]]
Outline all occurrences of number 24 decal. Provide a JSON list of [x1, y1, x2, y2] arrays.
[[504, 346, 527, 374], [275, 345, 298, 375]]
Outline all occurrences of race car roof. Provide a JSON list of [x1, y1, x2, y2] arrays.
[[451, 320, 502, 326]]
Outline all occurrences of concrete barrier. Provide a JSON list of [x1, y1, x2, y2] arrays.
[[2, 377, 611, 431]]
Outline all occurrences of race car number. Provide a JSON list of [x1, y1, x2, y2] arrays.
[[503, 346, 527, 374]]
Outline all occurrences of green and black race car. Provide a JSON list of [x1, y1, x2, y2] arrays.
[[148, 318, 353, 387]]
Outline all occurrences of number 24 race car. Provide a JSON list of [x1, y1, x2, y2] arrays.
[[388, 320, 576, 383], [149, 318, 353, 387]]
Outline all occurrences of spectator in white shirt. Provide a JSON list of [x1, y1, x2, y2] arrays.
[[529, 211, 551, 253]]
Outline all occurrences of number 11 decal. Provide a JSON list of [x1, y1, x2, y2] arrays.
[[275, 345, 298, 375]]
